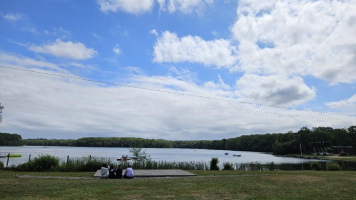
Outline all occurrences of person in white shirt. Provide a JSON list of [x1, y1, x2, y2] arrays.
[[100, 164, 109, 178], [124, 165, 134, 179]]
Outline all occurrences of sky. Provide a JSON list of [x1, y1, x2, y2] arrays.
[[0, 0, 355, 140]]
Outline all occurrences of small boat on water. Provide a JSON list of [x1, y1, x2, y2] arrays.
[[9, 154, 22, 157], [233, 154, 241, 157], [117, 155, 133, 161], [0, 153, 22, 158], [225, 153, 229, 155]]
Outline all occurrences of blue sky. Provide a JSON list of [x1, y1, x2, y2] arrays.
[[0, 0, 355, 140]]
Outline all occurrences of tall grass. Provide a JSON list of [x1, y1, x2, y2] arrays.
[[56, 156, 117, 172], [131, 160, 208, 170], [16, 155, 351, 172]]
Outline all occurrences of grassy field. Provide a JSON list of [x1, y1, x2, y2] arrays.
[[0, 170, 355, 199], [287, 154, 356, 162]]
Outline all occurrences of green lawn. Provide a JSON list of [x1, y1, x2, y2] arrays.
[[0, 170, 355, 199]]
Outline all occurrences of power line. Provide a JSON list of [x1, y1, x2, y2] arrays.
[[1, 65, 354, 118], [0, 74, 355, 123]]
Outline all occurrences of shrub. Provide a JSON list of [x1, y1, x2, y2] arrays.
[[326, 147, 333, 153], [310, 161, 322, 171], [0, 161, 3, 168], [18, 154, 59, 171], [269, 162, 275, 171], [326, 162, 341, 171], [223, 162, 234, 170], [210, 157, 219, 170], [339, 152, 348, 156]]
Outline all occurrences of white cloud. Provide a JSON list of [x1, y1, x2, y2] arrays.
[[235, 74, 316, 106], [29, 39, 98, 60], [204, 75, 231, 90], [150, 29, 158, 37], [4, 13, 23, 21], [93, 33, 101, 39], [113, 45, 121, 55], [97, 0, 154, 14], [157, 0, 213, 14], [0, 51, 63, 72], [231, 0, 356, 84], [153, 31, 237, 68], [326, 95, 356, 110], [0, 53, 353, 139], [0, 63, 351, 140]]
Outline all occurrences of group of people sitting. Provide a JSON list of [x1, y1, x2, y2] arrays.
[[100, 164, 134, 179]]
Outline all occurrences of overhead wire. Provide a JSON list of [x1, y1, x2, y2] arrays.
[[1, 65, 354, 118], [0, 74, 355, 123]]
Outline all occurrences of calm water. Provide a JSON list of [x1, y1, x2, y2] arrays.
[[0, 146, 321, 166]]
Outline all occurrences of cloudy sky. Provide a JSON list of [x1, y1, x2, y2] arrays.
[[0, 0, 355, 140]]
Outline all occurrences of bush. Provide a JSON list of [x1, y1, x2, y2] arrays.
[[210, 157, 219, 170], [339, 152, 348, 156], [223, 162, 233, 170], [326, 162, 341, 171], [310, 161, 322, 171], [0, 161, 3, 168], [326, 147, 333, 153], [18, 154, 59, 171], [269, 162, 275, 171]]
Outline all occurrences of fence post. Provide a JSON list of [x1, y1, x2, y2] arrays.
[[29, 154, 31, 162], [6, 153, 10, 168], [67, 155, 69, 163]]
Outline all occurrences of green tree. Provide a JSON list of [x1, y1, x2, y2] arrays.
[[129, 147, 151, 161]]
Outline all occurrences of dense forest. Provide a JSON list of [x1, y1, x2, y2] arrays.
[[10, 126, 356, 155], [0, 132, 23, 146]]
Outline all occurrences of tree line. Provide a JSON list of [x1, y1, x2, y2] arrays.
[[14, 126, 356, 155], [0, 132, 23, 146]]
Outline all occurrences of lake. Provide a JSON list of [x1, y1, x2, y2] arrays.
[[0, 146, 321, 167]]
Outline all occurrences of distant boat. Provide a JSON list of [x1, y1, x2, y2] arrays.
[[117, 155, 133, 161], [9, 154, 22, 157], [233, 154, 241, 157], [225, 153, 229, 155]]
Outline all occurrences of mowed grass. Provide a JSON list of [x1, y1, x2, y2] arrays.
[[0, 170, 355, 199]]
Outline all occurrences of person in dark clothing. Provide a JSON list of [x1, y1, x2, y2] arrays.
[[109, 167, 116, 179], [115, 165, 123, 179]]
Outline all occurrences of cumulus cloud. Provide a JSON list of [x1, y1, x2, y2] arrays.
[[235, 74, 316, 106], [326, 95, 356, 110], [97, 0, 154, 14], [153, 31, 237, 68], [29, 39, 98, 60], [231, 0, 356, 84], [157, 0, 213, 14]]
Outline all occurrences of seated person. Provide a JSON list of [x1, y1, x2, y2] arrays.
[[109, 168, 116, 179], [115, 165, 123, 179], [123, 165, 134, 179], [100, 164, 109, 178]]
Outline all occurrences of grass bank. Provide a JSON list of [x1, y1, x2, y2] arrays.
[[287, 154, 356, 162], [0, 170, 355, 199]]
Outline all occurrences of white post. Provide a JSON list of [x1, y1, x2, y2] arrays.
[[300, 143, 303, 157]]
